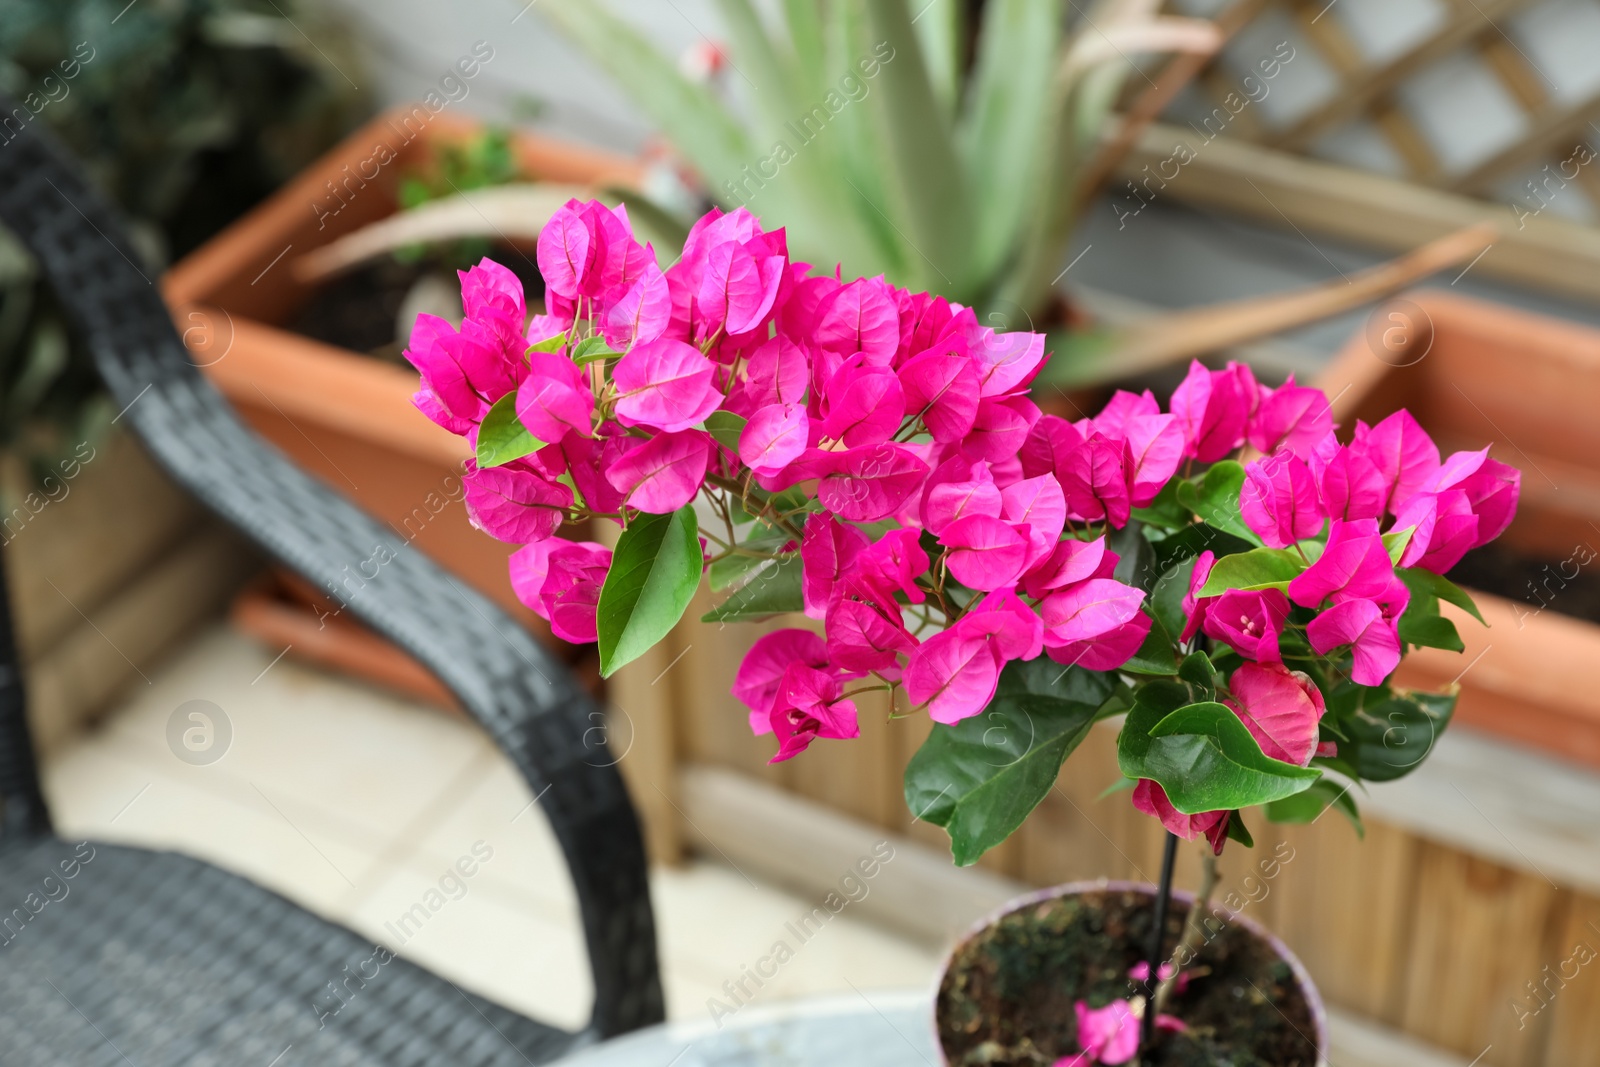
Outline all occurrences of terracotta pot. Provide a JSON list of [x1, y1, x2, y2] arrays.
[[1315, 289, 1600, 769], [932, 881, 1329, 1066], [162, 107, 641, 703]]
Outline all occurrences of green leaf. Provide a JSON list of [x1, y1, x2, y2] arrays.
[[1177, 461, 1262, 546], [570, 335, 619, 365], [1399, 613, 1464, 652], [1109, 519, 1156, 592], [1338, 688, 1457, 782], [1264, 779, 1363, 838], [1399, 568, 1486, 624], [1226, 811, 1254, 847], [703, 410, 748, 454], [596, 507, 702, 677], [702, 555, 804, 622], [1120, 692, 1320, 814], [1122, 611, 1177, 675], [1198, 548, 1306, 597], [1130, 478, 1192, 532], [1178, 650, 1218, 701], [1150, 557, 1196, 642], [905, 659, 1113, 865], [527, 331, 568, 355], [1382, 526, 1414, 565], [475, 392, 544, 468], [708, 531, 793, 592], [1149, 523, 1254, 574]]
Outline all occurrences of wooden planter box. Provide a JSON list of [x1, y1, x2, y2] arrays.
[[1314, 290, 1600, 769], [160, 107, 642, 701]]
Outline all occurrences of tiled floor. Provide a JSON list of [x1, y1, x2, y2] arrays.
[[41, 625, 941, 1032]]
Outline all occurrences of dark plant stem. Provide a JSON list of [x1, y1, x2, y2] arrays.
[[1141, 831, 1180, 1054]]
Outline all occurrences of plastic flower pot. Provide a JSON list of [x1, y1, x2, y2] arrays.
[[161, 107, 641, 703], [1316, 289, 1600, 768], [933, 881, 1328, 1067]]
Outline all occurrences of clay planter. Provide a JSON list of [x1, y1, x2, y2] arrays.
[[934, 882, 1328, 1067], [162, 107, 641, 702], [1315, 290, 1600, 769]]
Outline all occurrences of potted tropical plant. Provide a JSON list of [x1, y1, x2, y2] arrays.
[[406, 198, 1518, 1063]]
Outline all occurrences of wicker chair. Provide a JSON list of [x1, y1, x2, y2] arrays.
[[0, 105, 663, 1064]]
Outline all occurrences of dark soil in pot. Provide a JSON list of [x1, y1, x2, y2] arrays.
[[1447, 541, 1600, 626], [937, 888, 1318, 1067]]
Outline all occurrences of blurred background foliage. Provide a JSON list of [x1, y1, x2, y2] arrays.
[[0, 0, 367, 482]]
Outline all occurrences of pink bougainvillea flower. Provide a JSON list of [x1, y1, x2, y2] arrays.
[[1307, 597, 1404, 686], [607, 429, 711, 513], [1249, 373, 1333, 458], [904, 627, 1001, 725], [768, 664, 859, 763], [1180, 550, 1217, 643], [536, 202, 598, 300], [696, 232, 786, 339], [1001, 474, 1067, 570], [1055, 1000, 1140, 1067], [1121, 413, 1186, 508], [733, 629, 829, 734], [1020, 414, 1085, 483], [1393, 488, 1479, 573], [517, 350, 595, 445], [1021, 536, 1118, 600], [739, 403, 810, 475], [821, 363, 905, 447], [458, 259, 527, 333], [1313, 436, 1386, 523], [921, 457, 1003, 535], [1132, 780, 1229, 854], [508, 539, 611, 644], [1287, 518, 1395, 608], [462, 459, 572, 544], [740, 335, 811, 410], [814, 275, 900, 364], [1349, 410, 1440, 513], [970, 326, 1045, 397], [853, 528, 931, 606], [407, 315, 517, 425], [1426, 447, 1520, 546], [818, 443, 929, 522], [1090, 389, 1160, 438], [962, 395, 1041, 463], [1128, 961, 1190, 997], [898, 348, 981, 442], [895, 289, 957, 364], [800, 514, 871, 619], [1056, 431, 1132, 528], [560, 429, 629, 514], [612, 338, 722, 433], [1169, 360, 1257, 462], [825, 593, 917, 676], [940, 514, 1030, 592], [1226, 661, 1326, 766], [602, 258, 671, 349], [965, 589, 1046, 662], [1040, 579, 1151, 670], [1203, 587, 1290, 663], [1239, 453, 1324, 549]]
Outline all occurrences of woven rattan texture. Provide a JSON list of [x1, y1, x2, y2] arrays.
[[0, 100, 663, 1057]]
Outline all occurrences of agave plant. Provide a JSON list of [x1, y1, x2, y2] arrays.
[[536, 0, 1490, 384]]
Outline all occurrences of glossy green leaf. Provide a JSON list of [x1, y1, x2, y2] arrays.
[[1177, 461, 1261, 546], [596, 507, 702, 677], [1225, 811, 1254, 847], [570, 335, 620, 365], [1399, 568, 1486, 624], [1120, 691, 1320, 814], [528, 332, 568, 355], [1337, 688, 1457, 782], [1130, 477, 1193, 532], [1150, 557, 1196, 642], [702, 555, 803, 621], [1264, 778, 1363, 837], [475, 392, 544, 469], [1399, 613, 1464, 652], [1382, 526, 1414, 565], [1149, 523, 1254, 574], [1109, 519, 1157, 592], [708, 530, 793, 592], [1122, 611, 1177, 676], [905, 659, 1114, 866], [704, 410, 748, 454], [1198, 547, 1306, 597], [1178, 650, 1219, 701]]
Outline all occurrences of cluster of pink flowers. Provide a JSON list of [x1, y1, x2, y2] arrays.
[[406, 199, 1518, 846]]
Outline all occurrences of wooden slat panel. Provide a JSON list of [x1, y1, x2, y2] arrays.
[[1537, 892, 1600, 1066]]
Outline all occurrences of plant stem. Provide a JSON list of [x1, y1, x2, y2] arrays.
[[1155, 847, 1219, 1017], [1141, 832, 1180, 1054]]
